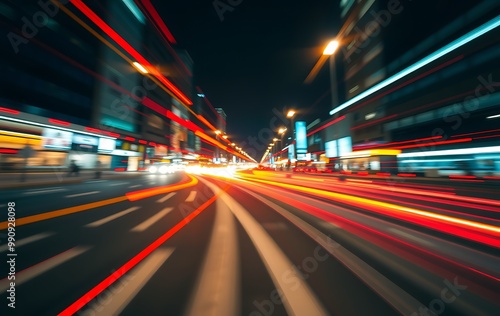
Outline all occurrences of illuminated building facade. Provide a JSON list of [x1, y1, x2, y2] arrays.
[[325, 0, 500, 175]]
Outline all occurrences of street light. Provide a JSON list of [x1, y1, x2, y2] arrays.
[[286, 110, 296, 163], [323, 40, 339, 55], [324, 39, 340, 114]]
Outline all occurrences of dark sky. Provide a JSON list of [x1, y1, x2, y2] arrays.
[[156, 0, 339, 157]]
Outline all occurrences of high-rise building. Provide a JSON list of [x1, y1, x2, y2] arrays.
[[0, 0, 196, 171], [324, 0, 500, 174]]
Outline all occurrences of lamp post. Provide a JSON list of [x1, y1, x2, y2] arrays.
[[323, 40, 340, 115], [277, 127, 287, 161], [286, 110, 296, 163]]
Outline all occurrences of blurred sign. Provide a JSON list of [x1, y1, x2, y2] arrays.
[[42, 128, 73, 150], [72, 134, 98, 152], [295, 121, 307, 153], [288, 144, 295, 160], [325, 140, 338, 158], [98, 138, 116, 152]]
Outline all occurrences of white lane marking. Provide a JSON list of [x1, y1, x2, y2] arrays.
[[156, 192, 176, 203], [23, 188, 65, 195], [109, 182, 128, 186], [65, 191, 100, 198], [93, 248, 175, 316], [86, 180, 106, 183], [239, 187, 428, 316], [131, 207, 173, 232], [0, 232, 54, 253], [198, 178, 328, 316], [27, 186, 63, 191], [86, 207, 141, 228], [185, 184, 240, 316], [389, 228, 432, 246], [0, 246, 89, 292], [129, 184, 142, 188], [185, 191, 197, 202]]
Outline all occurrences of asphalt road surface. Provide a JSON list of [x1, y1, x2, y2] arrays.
[[0, 170, 498, 315]]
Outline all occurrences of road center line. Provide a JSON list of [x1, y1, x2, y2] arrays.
[[58, 183, 222, 316], [109, 182, 128, 186], [198, 178, 328, 316], [0, 175, 198, 230], [156, 192, 176, 203], [185, 182, 240, 316], [129, 184, 142, 188], [65, 191, 100, 198], [185, 191, 197, 202], [131, 207, 173, 232], [0, 232, 54, 252], [23, 188, 65, 195], [86, 207, 141, 228], [92, 248, 175, 316], [239, 186, 428, 316], [0, 246, 89, 292]]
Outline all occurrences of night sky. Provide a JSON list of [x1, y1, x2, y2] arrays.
[[157, 0, 339, 156]]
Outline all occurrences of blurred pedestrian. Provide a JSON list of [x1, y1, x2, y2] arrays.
[[68, 160, 80, 177], [95, 160, 102, 179]]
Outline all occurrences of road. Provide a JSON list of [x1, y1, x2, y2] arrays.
[[0, 170, 498, 315]]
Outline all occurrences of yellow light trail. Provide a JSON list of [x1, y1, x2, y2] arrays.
[[235, 175, 500, 235], [0, 175, 198, 229]]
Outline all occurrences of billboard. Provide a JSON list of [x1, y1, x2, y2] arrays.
[[338, 136, 352, 156], [42, 128, 73, 150], [72, 134, 98, 152], [295, 121, 307, 154], [325, 140, 338, 158], [288, 144, 295, 160], [98, 138, 116, 152]]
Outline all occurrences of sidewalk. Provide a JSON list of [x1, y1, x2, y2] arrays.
[[0, 170, 144, 190]]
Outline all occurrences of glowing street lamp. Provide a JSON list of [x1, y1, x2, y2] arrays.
[[323, 40, 339, 55], [286, 110, 295, 118]]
